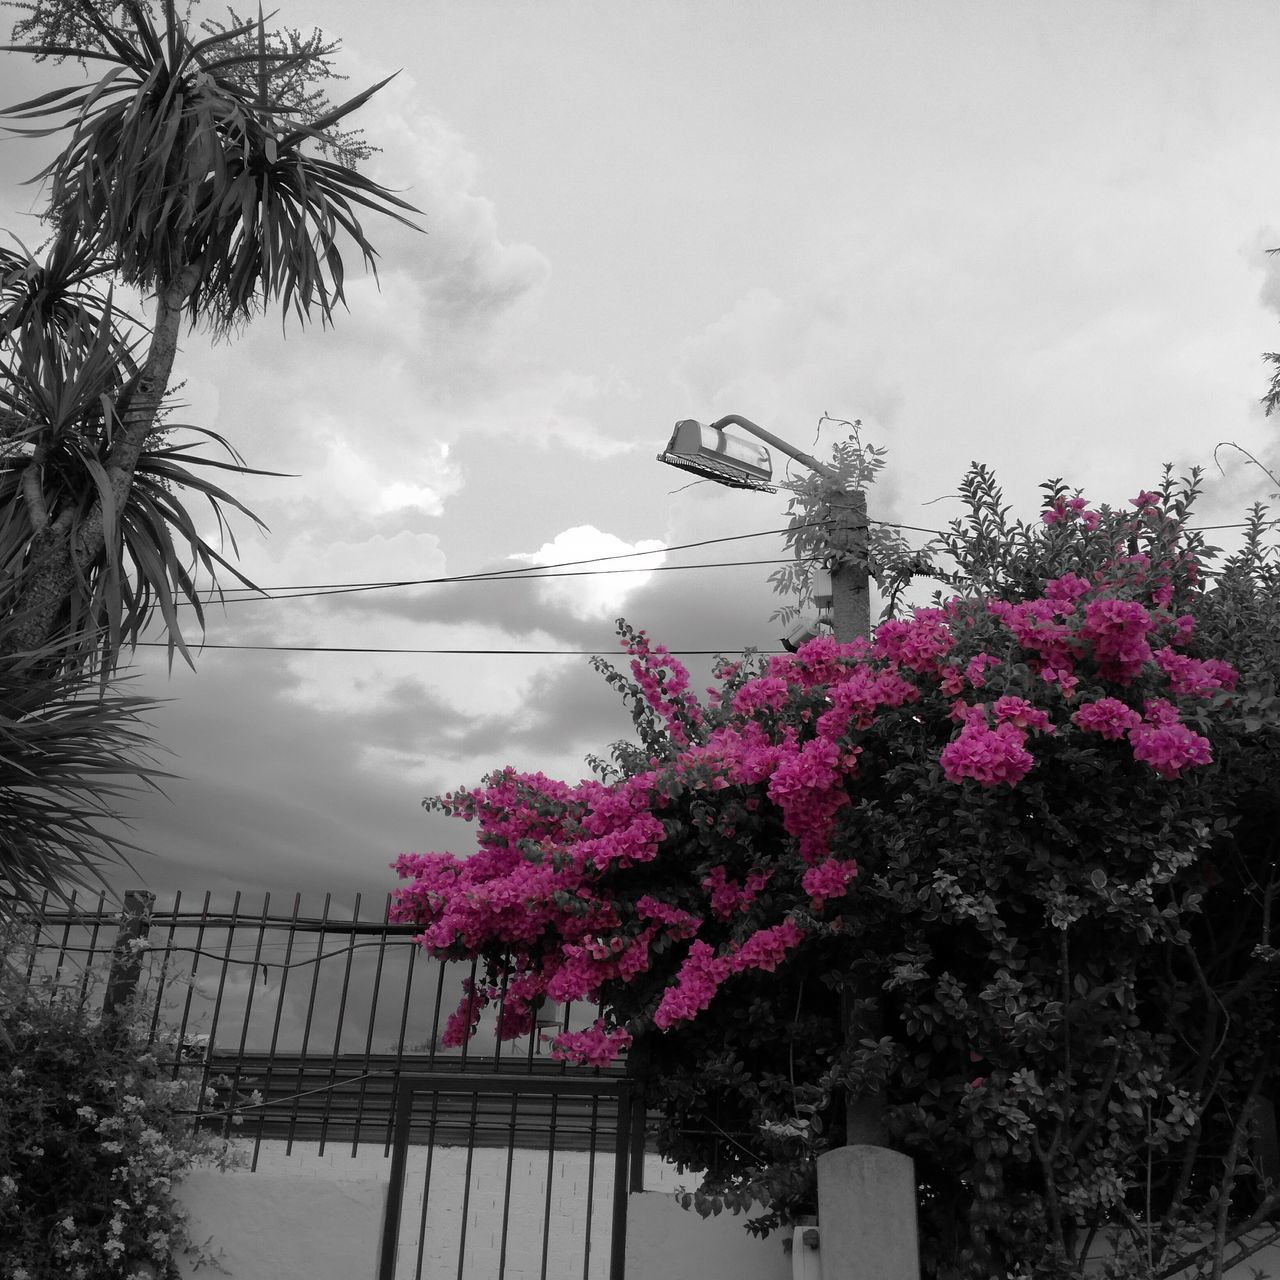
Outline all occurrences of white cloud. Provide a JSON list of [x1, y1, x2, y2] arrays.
[[514, 526, 668, 621]]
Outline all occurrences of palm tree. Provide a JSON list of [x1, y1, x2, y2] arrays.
[[0, 0, 418, 914], [1, 0, 418, 670]]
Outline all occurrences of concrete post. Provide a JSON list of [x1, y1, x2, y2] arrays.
[[827, 488, 871, 643], [102, 889, 155, 1023], [817, 1146, 921, 1280]]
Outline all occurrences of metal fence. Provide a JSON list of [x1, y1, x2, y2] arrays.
[[4, 889, 633, 1162]]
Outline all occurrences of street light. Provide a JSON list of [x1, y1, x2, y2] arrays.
[[658, 416, 922, 1280], [658, 414, 871, 643]]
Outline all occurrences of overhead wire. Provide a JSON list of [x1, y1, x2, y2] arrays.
[[187, 517, 947, 606]]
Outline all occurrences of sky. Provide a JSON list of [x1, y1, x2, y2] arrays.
[[5, 0, 1280, 918]]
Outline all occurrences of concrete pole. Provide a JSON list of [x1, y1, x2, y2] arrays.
[[102, 889, 156, 1024], [827, 489, 871, 645], [821, 486, 923, 1279]]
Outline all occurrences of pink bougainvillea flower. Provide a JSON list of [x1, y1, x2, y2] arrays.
[[802, 858, 858, 909], [1129, 721, 1212, 779], [940, 722, 1035, 788], [550, 1021, 633, 1067], [1073, 697, 1142, 741]]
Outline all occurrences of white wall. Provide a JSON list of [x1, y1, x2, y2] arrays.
[[176, 1139, 786, 1280]]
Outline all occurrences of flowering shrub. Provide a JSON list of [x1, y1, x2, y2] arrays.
[[392, 467, 1280, 1279], [0, 957, 239, 1280]]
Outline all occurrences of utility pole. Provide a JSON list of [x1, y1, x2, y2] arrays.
[[667, 415, 920, 1280]]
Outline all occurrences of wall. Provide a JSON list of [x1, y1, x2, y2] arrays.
[[174, 1139, 786, 1280]]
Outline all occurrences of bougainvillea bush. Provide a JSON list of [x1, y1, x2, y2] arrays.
[[391, 469, 1280, 1280]]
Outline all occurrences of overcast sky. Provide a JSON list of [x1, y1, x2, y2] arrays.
[[4, 0, 1280, 917]]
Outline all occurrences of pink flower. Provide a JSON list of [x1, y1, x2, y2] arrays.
[[732, 676, 792, 715], [992, 695, 1054, 734], [1154, 648, 1238, 698], [1079, 598, 1155, 683], [653, 942, 731, 1030], [726, 920, 806, 974], [702, 866, 773, 919], [802, 859, 858, 909], [1129, 722, 1212, 779], [1072, 697, 1142, 741], [550, 1021, 633, 1067], [964, 654, 1000, 688], [872, 610, 955, 674], [940, 722, 1035, 788]]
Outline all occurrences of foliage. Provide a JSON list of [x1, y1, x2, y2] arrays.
[[0, 0, 417, 669], [0, 643, 162, 919], [392, 468, 1280, 1279], [0, 941, 240, 1279], [0, 0, 416, 901], [767, 415, 929, 627], [0, 238, 271, 673]]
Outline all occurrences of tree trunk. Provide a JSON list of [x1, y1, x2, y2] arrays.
[[2, 269, 197, 663]]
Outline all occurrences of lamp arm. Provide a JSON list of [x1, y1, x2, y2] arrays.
[[709, 415, 838, 482]]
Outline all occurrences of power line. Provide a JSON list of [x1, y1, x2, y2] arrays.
[[187, 518, 944, 607], [200, 558, 814, 607], [137, 643, 773, 655], [195, 524, 822, 602]]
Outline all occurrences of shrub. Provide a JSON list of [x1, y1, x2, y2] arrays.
[[0, 952, 239, 1280]]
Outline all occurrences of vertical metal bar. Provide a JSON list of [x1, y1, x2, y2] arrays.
[[256, 893, 302, 1170], [414, 1086, 442, 1280], [378, 1077, 415, 1280], [626, 1037, 648, 1193], [495, 1085, 520, 1280], [319, 893, 361, 1155], [179, 892, 212, 1096], [206, 892, 242, 1138], [385, 933, 424, 1155], [224, 893, 270, 1141], [459, 956, 479, 1071], [537, 1092, 559, 1280], [21, 890, 48, 983], [425, 957, 447, 1065], [492, 963, 510, 1070], [353, 896, 394, 1155], [627, 1089, 646, 1194], [76, 890, 107, 1006], [579, 1091, 602, 1280], [49, 888, 76, 994], [455, 1088, 481, 1280], [288, 892, 331, 1155], [609, 1081, 633, 1280], [146, 892, 181, 1047]]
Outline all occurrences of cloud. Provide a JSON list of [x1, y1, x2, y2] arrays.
[[512, 525, 667, 621], [676, 286, 905, 439]]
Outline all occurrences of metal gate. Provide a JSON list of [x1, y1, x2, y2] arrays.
[[378, 1073, 641, 1280]]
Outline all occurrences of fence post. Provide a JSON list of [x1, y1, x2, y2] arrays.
[[102, 889, 155, 1022], [625, 1034, 649, 1192]]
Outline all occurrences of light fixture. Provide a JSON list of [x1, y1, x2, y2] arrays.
[[657, 419, 776, 492]]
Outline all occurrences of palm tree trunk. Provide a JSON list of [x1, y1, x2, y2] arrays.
[[2, 269, 197, 662]]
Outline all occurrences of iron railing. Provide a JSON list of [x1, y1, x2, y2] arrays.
[[4, 889, 629, 1166]]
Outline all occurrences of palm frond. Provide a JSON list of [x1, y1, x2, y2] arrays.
[[0, 640, 165, 910]]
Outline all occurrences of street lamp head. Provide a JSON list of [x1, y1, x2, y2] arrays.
[[657, 419, 776, 492]]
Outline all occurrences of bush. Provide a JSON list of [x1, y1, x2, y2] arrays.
[[391, 466, 1280, 1278], [0, 955, 239, 1280]]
